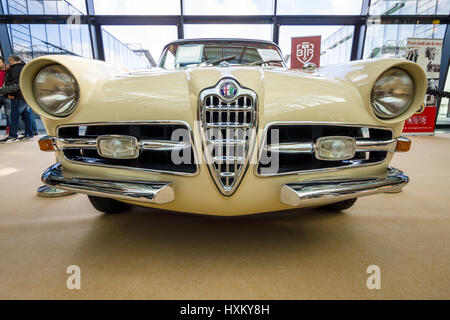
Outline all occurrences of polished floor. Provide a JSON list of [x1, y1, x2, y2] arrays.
[[0, 134, 449, 299]]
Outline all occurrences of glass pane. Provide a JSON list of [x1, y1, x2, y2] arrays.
[[279, 25, 354, 67], [369, 0, 448, 15], [102, 26, 178, 65], [437, 0, 450, 14], [102, 26, 178, 69], [184, 0, 274, 15], [364, 24, 445, 59], [184, 24, 272, 42], [1, 0, 85, 15], [277, 0, 362, 15], [7, 23, 92, 60], [93, 0, 180, 15], [437, 72, 450, 125]]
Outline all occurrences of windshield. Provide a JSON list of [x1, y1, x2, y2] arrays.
[[158, 40, 285, 69]]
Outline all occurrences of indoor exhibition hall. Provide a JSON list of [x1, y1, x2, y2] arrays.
[[0, 0, 449, 303]]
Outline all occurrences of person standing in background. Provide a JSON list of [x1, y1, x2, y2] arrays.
[[0, 57, 11, 136], [0, 55, 33, 143]]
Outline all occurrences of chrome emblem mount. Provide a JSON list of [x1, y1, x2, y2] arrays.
[[219, 80, 238, 101], [199, 78, 258, 196]]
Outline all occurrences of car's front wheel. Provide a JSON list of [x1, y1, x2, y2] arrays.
[[88, 196, 131, 214], [317, 198, 357, 212]]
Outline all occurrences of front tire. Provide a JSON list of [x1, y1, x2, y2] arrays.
[[317, 198, 357, 212], [88, 196, 131, 214]]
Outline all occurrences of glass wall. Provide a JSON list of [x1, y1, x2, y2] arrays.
[[277, 0, 362, 15], [1, 0, 152, 70], [185, 24, 273, 42], [437, 71, 450, 125], [102, 29, 150, 70], [369, 0, 449, 15], [364, 24, 445, 59], [185, 0, 274, 15], [93, 0, 180, 15], [7, 23, 92, 60], [102, 26, 178, 65], [1, 0, 86, 15]]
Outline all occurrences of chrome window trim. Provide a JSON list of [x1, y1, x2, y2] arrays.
[[56, 120, 199, 176], [255, 121, 394, 177], [198, 78, 259, 196]]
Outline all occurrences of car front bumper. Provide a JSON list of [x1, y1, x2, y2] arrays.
[[42, 163, 408, 212]]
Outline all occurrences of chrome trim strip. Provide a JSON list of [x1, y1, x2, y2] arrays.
[[140, 140, 191, 151], [55, 121, 199, 176], [206, 122, 253, 129], [256, 121, 394, 177], [264, 138, 399, 154], [280, 167, 408, 207], [355, 139, 397, 152], [265, 142, 315, 154], [42, 163, 174, 204], [264, 138, 400, 156]]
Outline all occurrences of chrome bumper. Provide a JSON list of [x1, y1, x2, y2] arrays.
[[281, 167, 408, 207], [41, 163, 174, 204]]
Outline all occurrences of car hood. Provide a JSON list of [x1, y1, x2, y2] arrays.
[[20, 56, 426, 138]]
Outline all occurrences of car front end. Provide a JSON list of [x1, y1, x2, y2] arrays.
[[20, 39, 426, 215]]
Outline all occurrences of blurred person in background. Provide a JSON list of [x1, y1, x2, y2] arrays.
[[0, 55, 33, 143], [0, 56, 11, 136]]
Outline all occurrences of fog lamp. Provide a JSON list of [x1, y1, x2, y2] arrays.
[[97, 135, 140, 159], [315, 136, 356, 161]]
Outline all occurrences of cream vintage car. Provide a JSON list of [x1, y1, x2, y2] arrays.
[[20, 38, 426, 215]]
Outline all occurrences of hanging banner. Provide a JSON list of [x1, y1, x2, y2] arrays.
[[290, 36, 321, 69], [403, 38, 443, 134]]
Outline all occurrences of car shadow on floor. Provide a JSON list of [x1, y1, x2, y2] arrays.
[[68, 204, 357, 269]]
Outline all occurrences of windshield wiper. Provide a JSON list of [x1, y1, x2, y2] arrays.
[[199, 55, 236, 66], [247, 59, 283, 66]]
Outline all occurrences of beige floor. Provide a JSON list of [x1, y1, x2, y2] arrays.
[[0, 134, 449, 300]]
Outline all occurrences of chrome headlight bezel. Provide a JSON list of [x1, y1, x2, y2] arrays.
[[370, 67, 415, 120], [32, 64, 80, 117]]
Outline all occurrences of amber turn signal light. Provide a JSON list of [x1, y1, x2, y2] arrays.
[[38, 136, 56, 152], [395, 137, 411, 152]]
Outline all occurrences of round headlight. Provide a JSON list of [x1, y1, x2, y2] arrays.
[[33, 64, 79, 117], [371, 67, 414, 119]]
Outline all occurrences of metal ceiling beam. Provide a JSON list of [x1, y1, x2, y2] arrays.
[[3, 14, 448, 26]]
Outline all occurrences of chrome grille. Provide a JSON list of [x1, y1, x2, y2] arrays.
[[199, 79, 257, 196]]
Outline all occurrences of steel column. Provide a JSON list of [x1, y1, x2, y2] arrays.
[[178, 0, 184, 39], [350, 0, 371, 61], [85, 0, 105, 61], [272, 0, 279, 44]]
